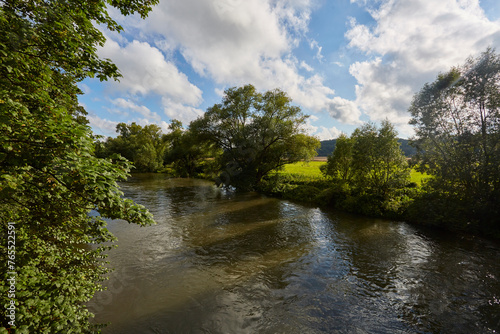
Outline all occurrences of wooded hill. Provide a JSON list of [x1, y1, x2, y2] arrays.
[[317, 138, 416, 157]]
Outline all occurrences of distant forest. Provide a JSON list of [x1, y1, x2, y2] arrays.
[[317, 138, 416, 157]]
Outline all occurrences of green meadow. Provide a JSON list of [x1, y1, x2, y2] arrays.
[[280, 161, 430, 185]]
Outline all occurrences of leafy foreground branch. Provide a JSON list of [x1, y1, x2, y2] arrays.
[[1, 0, 157, 332]]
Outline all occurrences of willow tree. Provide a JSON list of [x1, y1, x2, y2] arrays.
[[409, 48, 500, 230], [190, 85, 320, 191], [0, 0, 157, 332]]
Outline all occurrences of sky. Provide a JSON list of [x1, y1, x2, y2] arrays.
[[80, 0, 500, 140]]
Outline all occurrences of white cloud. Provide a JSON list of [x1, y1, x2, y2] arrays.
[[87, 114, 119, 137], [316, 126, 342, 141], [345, 0, 500, 135], [110, 98, 161, 121], [300, 60, 314, 72], [162, 97, 205, 125], [98, 37, 202, 106], [121, 0, 361, 124]]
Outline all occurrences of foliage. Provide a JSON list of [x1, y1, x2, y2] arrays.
[[409, 48, 500, 234], [320, 133, 354, 181], [0, 0, 157, 332], [317, 138, 415, 157], [163, 120, 219, 177], [350, 121, 410, 196], [96, 122, 167, 172], [190, 85, 320, 191], [322, 121, 410, 196]]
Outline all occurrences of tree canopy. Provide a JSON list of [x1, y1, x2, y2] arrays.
[[409, 48, 500, 231], [190, 85, 320, 190], [96, 122, 167, 172], [322, 121, 410, 196], [0, 0, 157, 332]]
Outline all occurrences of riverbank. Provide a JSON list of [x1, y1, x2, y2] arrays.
[[253, 162, 499, 240]]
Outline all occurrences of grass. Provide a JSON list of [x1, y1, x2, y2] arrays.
[[281, 161, 326, 177], [410, 169, 431, 185], [280, 161, 431, 186]]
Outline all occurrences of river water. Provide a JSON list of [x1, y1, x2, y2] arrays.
[[89, 174, 500, 333]]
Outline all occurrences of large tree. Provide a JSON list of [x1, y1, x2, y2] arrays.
[[190, 85, 320, 190], [322, 121, 409, 196], [0, 0, 157, 332], [163, 120, 218, 177], [409, 48, 500, 229], [97, 122, 167, 172]]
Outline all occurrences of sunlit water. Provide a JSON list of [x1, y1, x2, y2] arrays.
[[89, 174, 500, 333]]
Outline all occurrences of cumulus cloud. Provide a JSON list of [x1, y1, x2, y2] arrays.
[[316, 126, 342, 141], [110, 98, 161, 121], [98, 37, 202, 106], [87, 114, 119, 137], [162, 97, 205, 125], [345, 0, 500, 135], [122, 0, 361, 124]]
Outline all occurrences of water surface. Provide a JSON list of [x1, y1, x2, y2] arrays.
[[89, 174, 500, 333]]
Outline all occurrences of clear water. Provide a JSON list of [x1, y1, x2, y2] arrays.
[[89, 174, 500, 333]]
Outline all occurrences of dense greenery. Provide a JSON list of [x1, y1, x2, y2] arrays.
[[163, 120, 219, 177], [96, 122, 167, 172], [317, 138, 416, 157], [408, 48, 500, 235], [0, 0, 157, 332], [190, 85, 320, 191], [261, 121, 413, 218]]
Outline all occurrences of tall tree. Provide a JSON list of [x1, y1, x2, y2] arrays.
[[0, 0, 157, 332], [351, 121, 409, 196], [409, 48, 500, 229], [320, 133, 354, 181], [190, 85, 320, 191], [322, 121, 409, 196], [99, 122, 167, 172], [163, 120, 218, 177]]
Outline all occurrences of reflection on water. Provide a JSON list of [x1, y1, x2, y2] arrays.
[[89, 174, 500, 333]]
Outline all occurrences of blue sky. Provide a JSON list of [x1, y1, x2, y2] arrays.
[[80, 0, 500, 140]]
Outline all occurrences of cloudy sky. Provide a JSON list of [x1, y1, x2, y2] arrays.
[[80, 0, 500, 140]]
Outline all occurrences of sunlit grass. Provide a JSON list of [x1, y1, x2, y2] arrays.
[[279, 161, 432, 186], [281, 161, 326, 178], [410, 169, 431, 185]]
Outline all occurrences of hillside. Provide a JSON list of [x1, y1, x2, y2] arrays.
[[317, 138, 416, 157]]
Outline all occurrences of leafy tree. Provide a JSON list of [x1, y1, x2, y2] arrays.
[[351, 121, 410, 196], [0, 0, 157, 332], [190, 85, 320, 190], [163, 120, 218, 177], [98, 122, 167, 172], [409, 48, 500, 230], [320, 133, 353, 181], [322, 121, 409, 196]]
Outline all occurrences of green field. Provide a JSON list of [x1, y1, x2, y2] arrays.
[[280, 161, 430, 185], [281, 161, 326, 177]]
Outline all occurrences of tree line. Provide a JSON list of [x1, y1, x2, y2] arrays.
[[96, 49, 500, 238], [96, 85, 320, 191]]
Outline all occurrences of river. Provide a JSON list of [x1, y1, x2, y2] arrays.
[[89, 174, 500, 333]]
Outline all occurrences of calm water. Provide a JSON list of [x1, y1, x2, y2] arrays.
[[89, 174, 500, 333]]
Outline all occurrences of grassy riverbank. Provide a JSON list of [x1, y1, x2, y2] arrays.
[[259, 161, 430, 223]]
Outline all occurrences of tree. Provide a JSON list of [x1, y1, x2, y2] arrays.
[[322, 121, 410, 196], [99, 122, 167, 172], [0, 0, 157, 332], [163, 120, 218, 177], [409, 48, 500, 230], [351, 121, 410, 196], [320, 133, 354, 181], [190, 85, 320, 190]]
